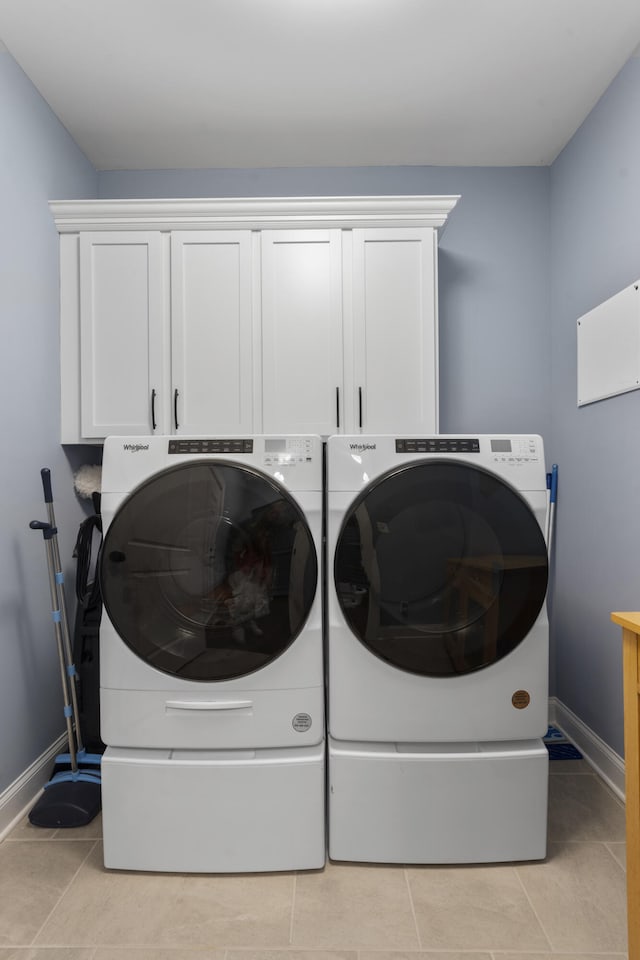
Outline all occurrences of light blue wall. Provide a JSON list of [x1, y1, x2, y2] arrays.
[[549, 54, 640, 756], [100, 166, 551, 440], [0, 50, 97, 799]]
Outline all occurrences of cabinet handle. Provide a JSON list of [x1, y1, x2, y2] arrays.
[[358, 386, 363, 429], [174, 388, 179, 430], [151, 389, 157, 431], [336, 387, 340, 429]]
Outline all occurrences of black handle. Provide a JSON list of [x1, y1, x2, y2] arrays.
[[151, 389, 157, 431], [30, 519, 56, 539], [40, 468, 53, 504], [174, 389, 179, 430], [358, 386, 363, 429], [336, 387, 340, 429]]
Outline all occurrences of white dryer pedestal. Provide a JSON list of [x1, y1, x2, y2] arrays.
[[328, 736, 548, 864], [102, 742, 325, 873]]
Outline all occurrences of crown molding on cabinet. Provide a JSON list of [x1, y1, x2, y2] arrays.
[[49, 195, 460, 234]]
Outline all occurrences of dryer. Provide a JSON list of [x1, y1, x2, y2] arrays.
[[99, 435, 324, 872], [326, 434, 550, 864]]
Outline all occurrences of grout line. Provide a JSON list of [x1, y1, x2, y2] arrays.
[[512, 863, 554, 953], [404, 865, 423, 950], [289, 870, 297, 945], [27, 837, 99, 947], [602, 840, 627, 873]]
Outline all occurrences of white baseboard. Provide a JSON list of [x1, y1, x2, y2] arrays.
[[0, 733, 67, 840], [549, 696, 625, 802]]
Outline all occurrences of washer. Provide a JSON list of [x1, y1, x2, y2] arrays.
[[326, 434, 550, 864], [99, 435, 324, 872]]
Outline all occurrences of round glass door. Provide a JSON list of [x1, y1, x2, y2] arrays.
[[101, 461, 318, 681], [334, 460, 548, 677]]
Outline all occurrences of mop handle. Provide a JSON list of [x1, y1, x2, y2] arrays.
[[29, 519, 55, 539], [29, 520, 78, 772], [548, 464, 558, 556], [38, 469, 86, 755], [41, 467, 53, 504]]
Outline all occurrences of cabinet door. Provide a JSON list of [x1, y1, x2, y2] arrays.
[[79, 232, 165, 438], [261, 230, 343, 436], [351, 228, 438, 434], [171, 232, 254, 435]]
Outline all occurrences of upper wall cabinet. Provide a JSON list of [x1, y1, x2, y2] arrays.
[[51, 196, 458, 443], [261, 229, 344, 436], [351, 228, 438, 435], [170, 231, 254, 435], [78, 232, 165, 438]]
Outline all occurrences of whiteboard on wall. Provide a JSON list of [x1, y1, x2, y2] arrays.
[[577, 280, 640, 406]]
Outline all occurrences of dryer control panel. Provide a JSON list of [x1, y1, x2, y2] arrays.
[[394, 436, 541, 464], [490, 437, 540, 462], [263, 437, 315, 466]]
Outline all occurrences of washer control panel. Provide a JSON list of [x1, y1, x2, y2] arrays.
[[168, 438, 253, 455], [396, 438, 480, 454]]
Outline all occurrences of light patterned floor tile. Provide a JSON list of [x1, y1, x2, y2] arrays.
[[227, 952, 356, 960], [34, 843, 295, 949], [0, 950, 94, 959], [4, 816, 58, 841], [516, 841, 627, 952], [94, 950, 226, 959], [360, 953, 492, 960], [548, 774, 626, 841], [292, 862, 419, 950], [606, 841, 626, 870], [0, 840, 95, 947], [548, 759, 592, 774], [494, 953, 627, 960], [406, 863, 550, 951]]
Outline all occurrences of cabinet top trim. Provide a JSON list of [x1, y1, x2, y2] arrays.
[[49, 195, 459, 233]]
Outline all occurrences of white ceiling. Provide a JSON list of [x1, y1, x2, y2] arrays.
[[1, 0, 640, 171]]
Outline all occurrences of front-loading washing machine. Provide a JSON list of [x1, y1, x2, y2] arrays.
[[326, 434, 550, 864], [99, 435, 324, 872]]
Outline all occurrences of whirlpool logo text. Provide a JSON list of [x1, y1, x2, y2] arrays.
[[349, 443, 376, 452], [122, 443, 150, 453]]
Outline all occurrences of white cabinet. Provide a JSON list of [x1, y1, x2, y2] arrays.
[[261, 230, 344, 436], [351, 228, 438, 434], [170, 232, 254, 434], [78, 232, 165, 438], [67, 230, 254, 440], [260, 227, 439, 435], [53, 196, 458, 443]]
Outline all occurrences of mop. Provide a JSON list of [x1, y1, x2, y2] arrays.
[[28, 468, 102, 828]]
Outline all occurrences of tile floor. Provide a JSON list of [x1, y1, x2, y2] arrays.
[[0, 757, 628, 959]]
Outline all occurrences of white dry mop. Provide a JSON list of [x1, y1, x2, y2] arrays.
[[73, 463, 102, 503]]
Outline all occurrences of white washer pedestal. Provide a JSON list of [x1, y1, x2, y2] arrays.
[[328, 737, 548, 864], [102, 742, 325, 872]]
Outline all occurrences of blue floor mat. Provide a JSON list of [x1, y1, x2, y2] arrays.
[[546, 741, 583, 760], [543, 726, 583, 760]]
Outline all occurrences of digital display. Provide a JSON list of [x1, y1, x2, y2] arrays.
[[265, 438, 286, 453], [491, 439, 512, 453]]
